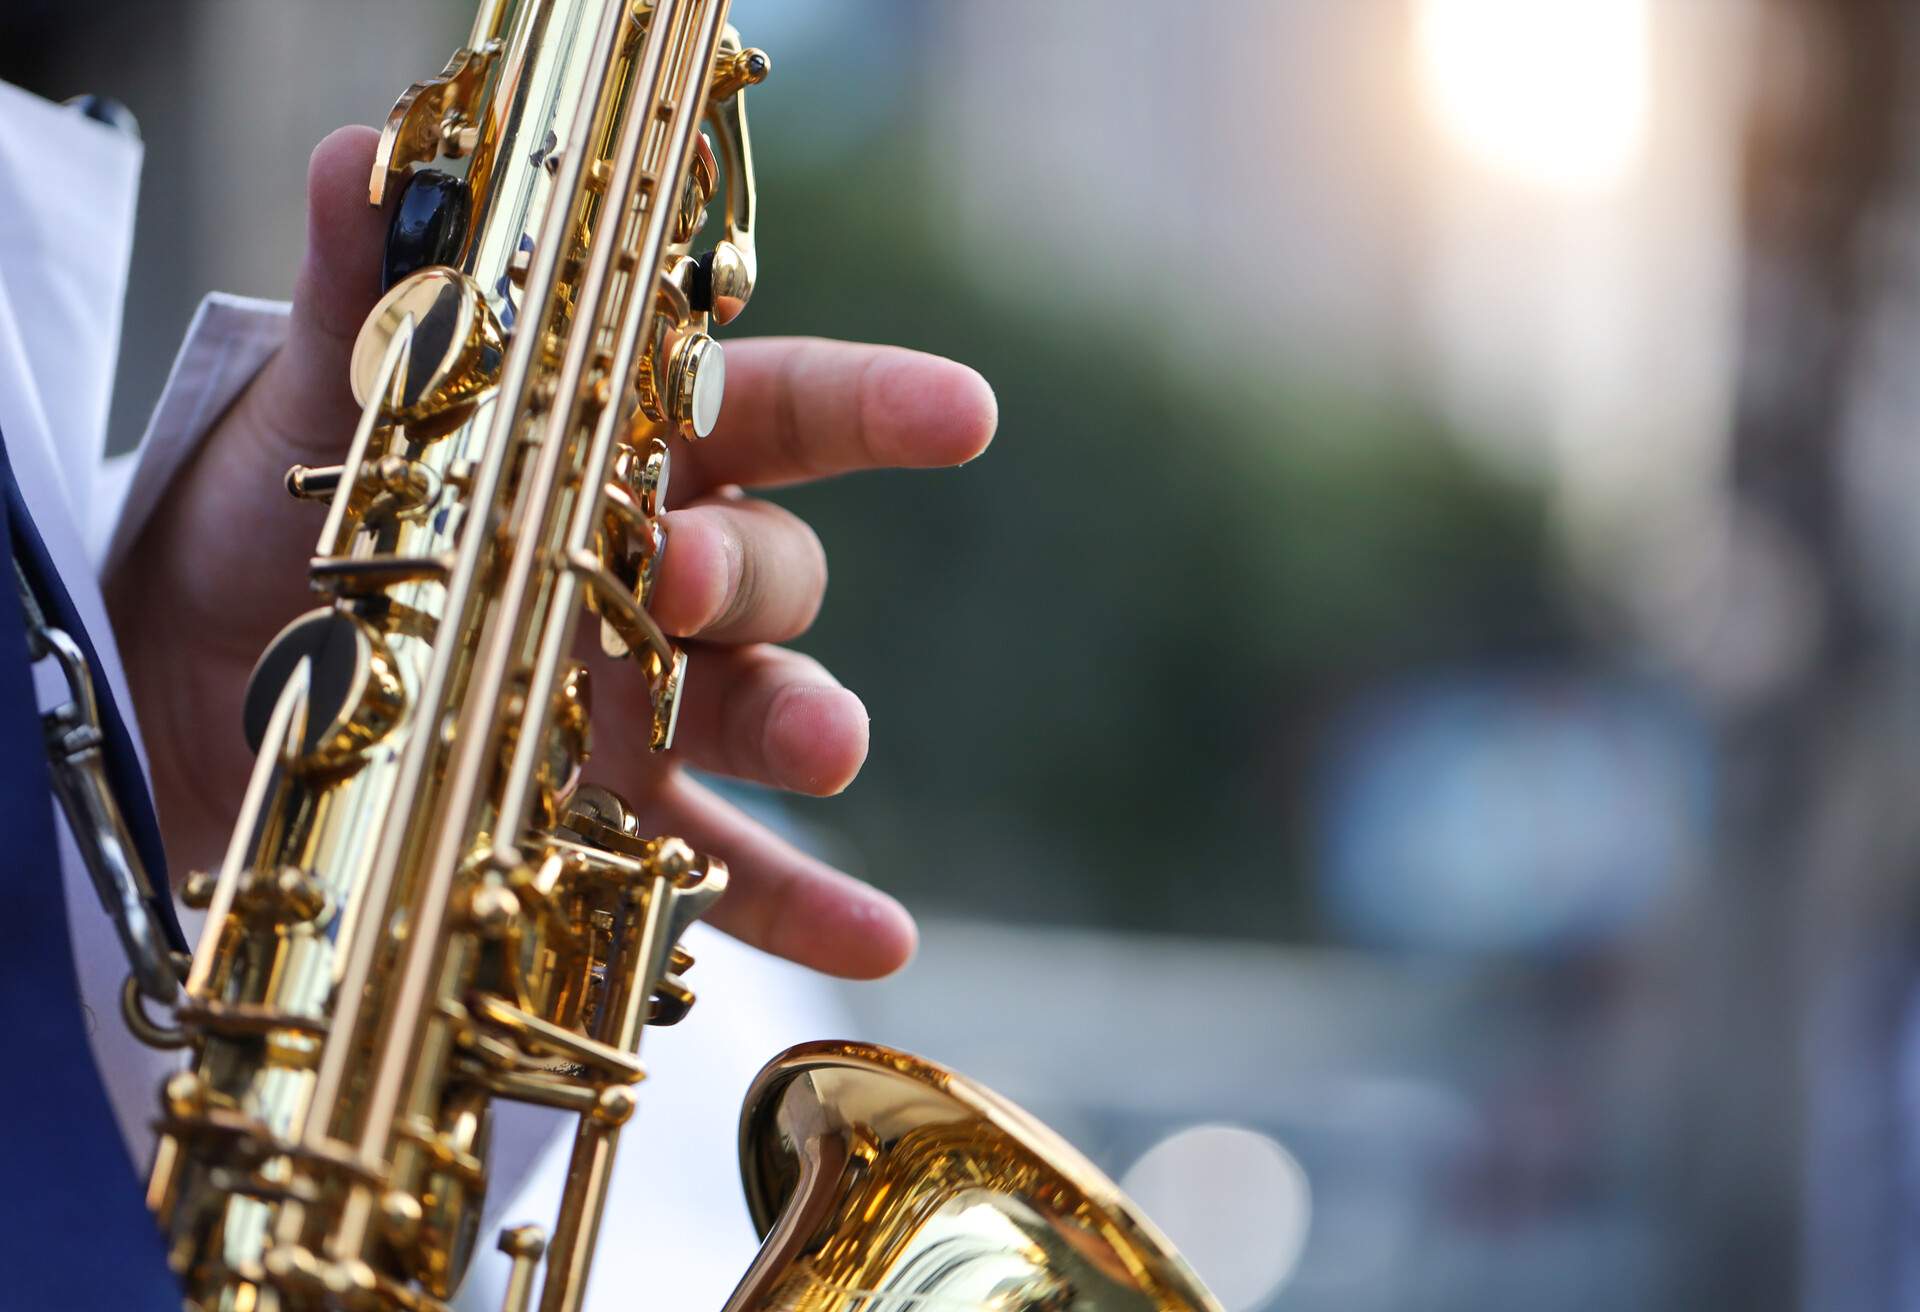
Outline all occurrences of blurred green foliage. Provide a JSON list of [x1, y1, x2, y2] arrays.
[[742, 138, 1571, 945]]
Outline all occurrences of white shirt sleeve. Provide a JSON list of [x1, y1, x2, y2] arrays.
[[0, 79, 140, 532], [93, 292, 290, 578]]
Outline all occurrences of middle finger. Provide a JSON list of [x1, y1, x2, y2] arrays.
[[649, 494, 828, 645]]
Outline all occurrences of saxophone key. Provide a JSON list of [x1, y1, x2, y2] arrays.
[[665, 329, 724, 438], [350, 267, 505, 424], [611, 434, 671, 517], [241, 610, 407, 772], [383, 167, 473, 291], [647, 973, 696, 1026]]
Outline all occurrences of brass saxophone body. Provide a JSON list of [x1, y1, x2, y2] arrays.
[[139, 4, 1226, 1312]]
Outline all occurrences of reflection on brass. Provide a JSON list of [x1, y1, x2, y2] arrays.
[[698, 41, 761, 326], [729, 1043, 1223, 1312], [499, 1225, 548, 1312], [134, 4, 1222, 1312], [372, 39, 506, 206], [286, 462, 345, 500], [667, 331, 726, 438], [350, 266, 505, 422], [240, 609, 407, 772]]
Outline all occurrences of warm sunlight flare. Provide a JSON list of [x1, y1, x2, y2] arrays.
[[1417, 0, 1650, 190]]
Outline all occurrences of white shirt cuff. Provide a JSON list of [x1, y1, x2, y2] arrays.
[[95, 291, 290, 578]]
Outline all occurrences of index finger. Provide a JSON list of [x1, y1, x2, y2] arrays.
[[676, 337, 998, 495]]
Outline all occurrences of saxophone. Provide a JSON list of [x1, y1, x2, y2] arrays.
[[136, 4, 1226, 1311]]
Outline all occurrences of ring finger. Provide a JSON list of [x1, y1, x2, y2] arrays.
[[594, 643, 869, 797]]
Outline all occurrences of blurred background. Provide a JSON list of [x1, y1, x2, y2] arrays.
[[10, 0, 1918, 1308]]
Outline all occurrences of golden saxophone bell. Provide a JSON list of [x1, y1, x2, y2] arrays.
[[729, 1043, 1224, 1312]]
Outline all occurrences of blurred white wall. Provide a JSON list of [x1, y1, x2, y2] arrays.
[[927, 1, 1425, 387]]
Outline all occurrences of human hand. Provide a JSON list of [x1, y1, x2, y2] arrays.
[[105, 126, 996, 979]]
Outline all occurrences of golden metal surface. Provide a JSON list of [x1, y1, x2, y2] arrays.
[[729, 1044, 1225, 1312], [134, 5, 1224, 1312], [697, 42, 761, 327], [372, 39, 506, 206], [145, 2, 757, 1305], [666, 331, 725, 438], [241, 610, 407, 774], [349, 268, 505, 422]]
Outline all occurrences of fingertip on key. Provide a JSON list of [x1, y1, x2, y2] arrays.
[[650, 509, 737, 638]]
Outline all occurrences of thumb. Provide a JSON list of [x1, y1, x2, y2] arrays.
[[251, 125, 391, 461]]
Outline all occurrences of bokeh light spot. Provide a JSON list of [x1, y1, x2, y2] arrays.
[[1120, 1125, 1310, 1311], [1417, 0, 1650, 190]]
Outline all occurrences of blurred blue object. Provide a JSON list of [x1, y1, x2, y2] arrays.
[[1319, 673, 1710, 953]]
